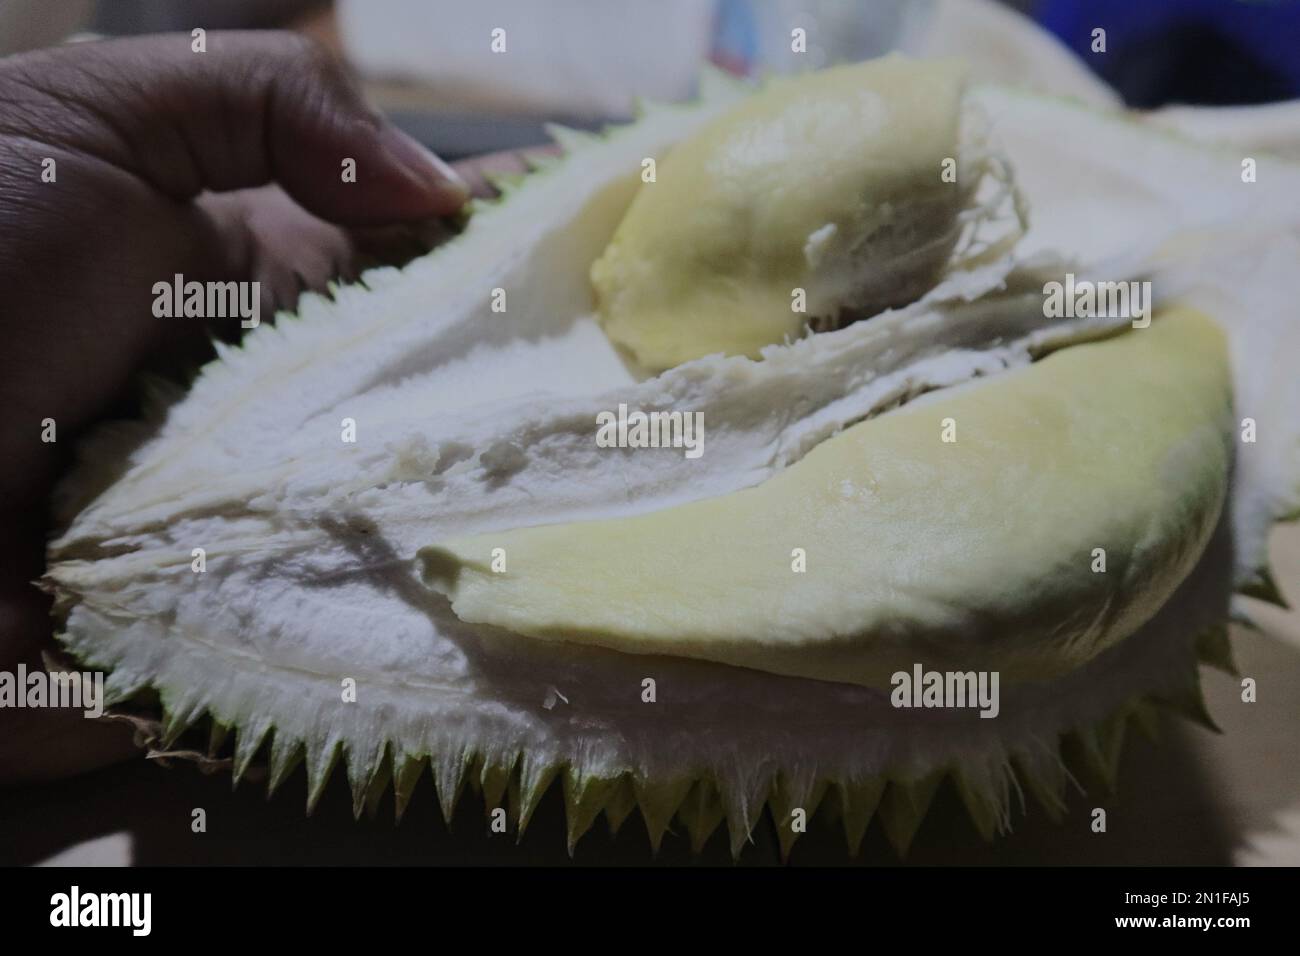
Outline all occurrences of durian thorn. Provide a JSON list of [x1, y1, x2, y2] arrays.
[[207, 719, 230, 758], [772, 777, 829, 863], [721, 770, 775, 859], [634, 776, 693, 855], [521, 150, 560, 173], [392, 751, 427, 825], [1240, 565, 1290, 609], [878, 772, 943, 857], [231, 714, 273, 786], [1195, 625, 1238, 675], [477, 751, 518, 820], [1129, 699, 1164, 743], [431, 749, 472, 826], [483, 170, 528, 195], [360, 744, 394, 821], [1097, 709, 1130, 788], [1154, 668, 1221, 734], [304, 736, 343, 816], [266, 731, 303, 798], [159, 701, 202, 750], [602, 775, 638, 837], [835, 777, 886, 857], [677, 778, 726, 854], [1012, 747, 1066, 822], [544, 123, 599, 155], [953, 763, 1012, 841], [562, 769, 620, 857], [1229, 602, 1262, 633], [511, 754, 560, 841], [1064, 725, 1112, 795]]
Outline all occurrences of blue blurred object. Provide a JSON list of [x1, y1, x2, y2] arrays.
[[710, 0, 909, 76], [1035, 0, 1300, 106], [712, 0, 759, 75]]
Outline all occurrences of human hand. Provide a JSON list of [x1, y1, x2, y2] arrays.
[[0, 30, 474, 782]]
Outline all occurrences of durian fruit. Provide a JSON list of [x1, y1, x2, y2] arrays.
[[46, 58, 1300, 859]]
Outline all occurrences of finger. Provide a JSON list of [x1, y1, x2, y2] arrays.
[[198, 186, 358, 317], [453, 146, 561, 198], [192, 149, 556, 323], [0, 31, 469, 225]]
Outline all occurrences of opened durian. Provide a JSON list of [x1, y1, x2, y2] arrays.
[[47, 55, 1300, 858]]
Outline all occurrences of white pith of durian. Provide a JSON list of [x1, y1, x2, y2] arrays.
[[45, 68, 1300, 858]]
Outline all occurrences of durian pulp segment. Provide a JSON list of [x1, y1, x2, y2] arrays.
[[422, 310, 1233, 688], [591, 55, 971, 371]]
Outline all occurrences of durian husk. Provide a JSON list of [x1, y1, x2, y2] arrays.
[[51, 630, 1227, 860], [43, 75, 1300, 861]]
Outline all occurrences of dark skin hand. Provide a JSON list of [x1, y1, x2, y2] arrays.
[[0, 31, 529, 784]]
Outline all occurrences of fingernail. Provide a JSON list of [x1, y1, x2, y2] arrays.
[[377, 124, 470, 206]]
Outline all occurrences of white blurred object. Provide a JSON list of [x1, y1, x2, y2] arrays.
[[37, 831, 132, 867], [338, 0, 713, 119], [0, 0, 93, 55], [1147, 101, 1300, 162], [1236, 805, 1300, 866], [730, 0, 913, 75], [900, 0, 1120, 109]]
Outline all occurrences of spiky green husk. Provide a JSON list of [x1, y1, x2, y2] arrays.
[[71, 632, 1223, 860]]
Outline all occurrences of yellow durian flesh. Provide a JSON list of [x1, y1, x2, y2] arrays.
[[421, 309, 1232, 688], [590, 55, 969, 371]]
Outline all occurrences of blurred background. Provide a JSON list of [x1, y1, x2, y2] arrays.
[[3, 0, 1299, 159]]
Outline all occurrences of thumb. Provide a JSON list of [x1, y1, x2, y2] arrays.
[[2, 31, 468, 225]]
